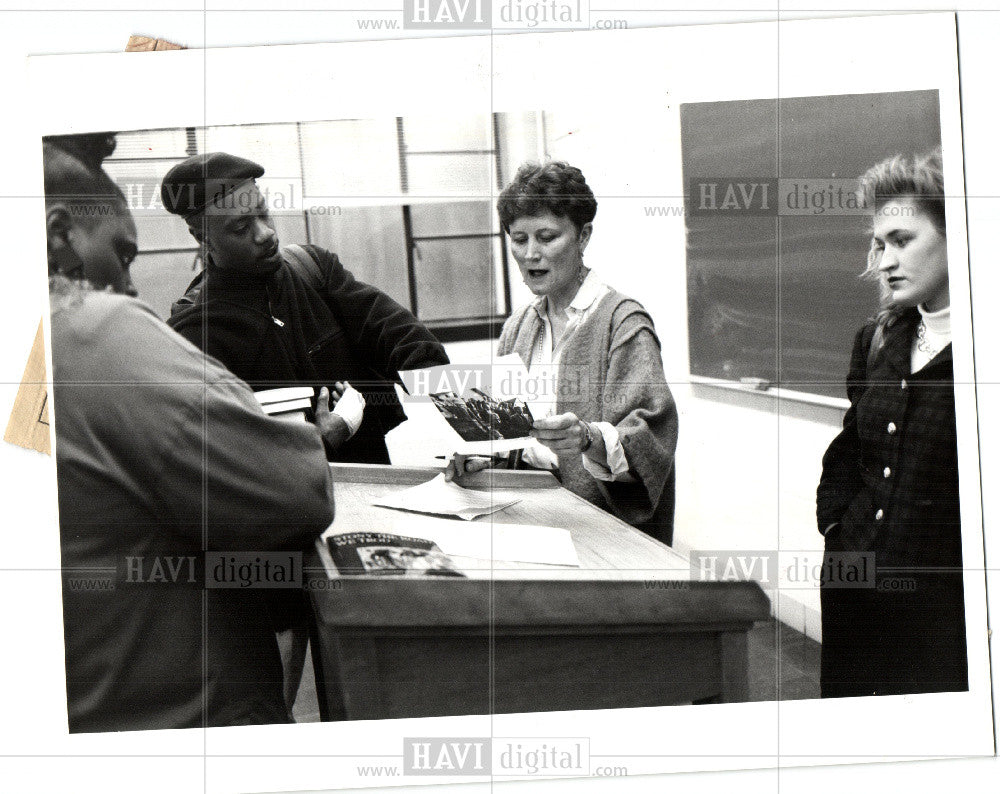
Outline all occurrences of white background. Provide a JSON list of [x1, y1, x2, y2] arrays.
[[1, 3, 998, 794]]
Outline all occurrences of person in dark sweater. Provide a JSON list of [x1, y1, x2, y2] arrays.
[[817, 149, 967, 697], [161, 152, 449, 709], [161, 152, 449, 465]]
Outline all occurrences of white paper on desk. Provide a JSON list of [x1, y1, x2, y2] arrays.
[[360, 514, 579, 567], [373, 473, 520, 520]]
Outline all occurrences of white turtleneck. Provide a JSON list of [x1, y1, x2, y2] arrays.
[[911, 303, 951, 372]]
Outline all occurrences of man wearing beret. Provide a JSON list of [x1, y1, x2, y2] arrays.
[[43, 135, 337, 731], [162, 152, 450, 464]]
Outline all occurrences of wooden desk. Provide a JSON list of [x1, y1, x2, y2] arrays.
[[307, 463, 770, 720]]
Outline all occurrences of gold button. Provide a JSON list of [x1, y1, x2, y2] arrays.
[[883, 467, 891, 478], [875, 509, 884, 520], [887, 422, 897, 434]]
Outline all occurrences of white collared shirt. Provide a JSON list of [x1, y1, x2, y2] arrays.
[[521, 270, 633, 482]]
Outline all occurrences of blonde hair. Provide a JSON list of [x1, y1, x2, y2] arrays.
[[858, 148, 946, 361]]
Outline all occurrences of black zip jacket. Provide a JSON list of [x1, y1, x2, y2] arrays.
[[168, 245, 449, 463]]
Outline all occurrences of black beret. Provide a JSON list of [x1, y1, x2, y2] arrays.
[[160, 152, 265, 219]]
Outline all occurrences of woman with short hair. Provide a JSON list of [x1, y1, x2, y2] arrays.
[[452, 161, 678, 545]]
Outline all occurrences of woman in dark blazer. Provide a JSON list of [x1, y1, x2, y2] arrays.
[[817, 149, 967, 697]]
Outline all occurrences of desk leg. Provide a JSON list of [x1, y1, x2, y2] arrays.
[[309, 623, 386, 720], [309, 609, 338, 721], [718, 630, 750, 703], [687, 629, 753, 705]]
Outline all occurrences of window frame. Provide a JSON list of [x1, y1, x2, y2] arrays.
[[108, 118, 517, 340]]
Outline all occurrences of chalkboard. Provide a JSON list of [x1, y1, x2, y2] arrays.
[[680, 90, 941, 400]]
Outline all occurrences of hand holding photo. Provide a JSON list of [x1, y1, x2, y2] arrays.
[[530, 412, 594, 455]]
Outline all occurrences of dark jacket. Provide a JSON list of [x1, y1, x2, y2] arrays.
[[816, 309, 966, 697], [168, 245, 449, 464], [817, 309, 961, 569]]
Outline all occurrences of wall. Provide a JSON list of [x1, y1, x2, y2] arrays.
[[536, 108, 846, 641]]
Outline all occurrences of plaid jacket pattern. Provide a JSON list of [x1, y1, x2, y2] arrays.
[[817, 309, 962, 570]]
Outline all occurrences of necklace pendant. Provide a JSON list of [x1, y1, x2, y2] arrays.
[[916, 319, 939, 357]]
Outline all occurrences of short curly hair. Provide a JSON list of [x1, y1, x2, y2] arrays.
[[496, 161, 598, 232]]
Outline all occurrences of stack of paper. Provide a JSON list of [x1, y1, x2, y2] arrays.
[[255, 386, 313, 421]]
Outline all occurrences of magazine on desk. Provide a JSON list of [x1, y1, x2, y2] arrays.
[[325, 531, 466, 577]]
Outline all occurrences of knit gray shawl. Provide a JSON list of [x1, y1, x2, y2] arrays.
[[497, 289, 678, 545]]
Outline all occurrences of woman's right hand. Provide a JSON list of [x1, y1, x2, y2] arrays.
[[443, 453, 493, 482]]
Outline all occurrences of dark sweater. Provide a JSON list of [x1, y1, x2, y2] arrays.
[[168, 245, 449, 464]]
